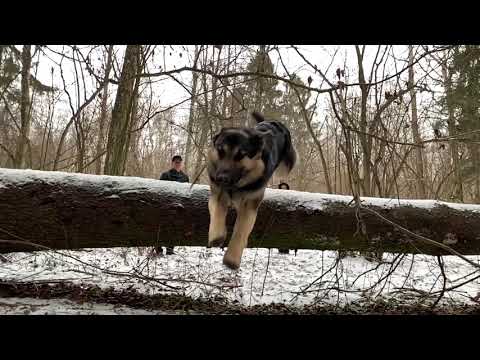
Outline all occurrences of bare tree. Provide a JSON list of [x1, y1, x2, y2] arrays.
[[13, 45, 31, 168], [94, 45, 114, 175], [408, 45, 426, 198], [184, 45, 201, 174], [104, 45, 141, 176]]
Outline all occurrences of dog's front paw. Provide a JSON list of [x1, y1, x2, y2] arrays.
[[222, 253, 240, 270], [208, 233, 226, 248]]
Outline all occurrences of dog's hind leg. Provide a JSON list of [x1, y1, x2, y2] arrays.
[[208, 194, 228, 248], [223, 197, 262, 270], [273, 142, 297, 184]]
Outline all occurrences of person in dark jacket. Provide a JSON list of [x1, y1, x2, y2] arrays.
[[156, 155, 190, 255], [160, 155, 190, 183]]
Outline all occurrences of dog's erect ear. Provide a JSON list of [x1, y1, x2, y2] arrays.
[[248, 133, 264, 157], [251, 111, 265, 124], [212, 132, 221, 146]]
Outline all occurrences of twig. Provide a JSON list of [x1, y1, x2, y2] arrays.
[[360, 207, 480, 270], [0, 236, 181, 290], [260, 249, 271, 297], [431, 256, 448, 308], [189, 163, 207, 190]]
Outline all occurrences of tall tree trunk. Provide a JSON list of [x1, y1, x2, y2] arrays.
[[123, 70, 141, 175], [408, 45, 426, 198], [474, 146, 480, 203], [221, 45, 231, 121], [229, 46, 241, 128], [209, 47, 222, 134], [75, 113, 86, 173], [39, 72, 55, 170], [95, 45, 114, 175], [441, 63, 463, 201], [253, 45, 266, 113], [53, 119, 74, 171], [337, 90, 362, 199], [355, 46, 371, 196], [13, 45, 31, 169], [192, 47, 210, 180], [104, 45, 140, 176], [184, 45, 200, 174]]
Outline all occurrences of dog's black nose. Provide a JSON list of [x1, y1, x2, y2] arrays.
[[216, 172, 231, 185]]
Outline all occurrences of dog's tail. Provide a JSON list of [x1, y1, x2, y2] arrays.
[[282, 128, 297, 174], [273, 123, 297, 180]]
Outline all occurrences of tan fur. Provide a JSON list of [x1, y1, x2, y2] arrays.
[[223, 192, 264, 270], [232, 187, 265, 206], [208, 193, 228, 246], [211, 145, 238, 173], [208, 148, 219, 163], [236, 154, 265, 188], [210, 145, 264, 190], [208, 183, 265, 269]]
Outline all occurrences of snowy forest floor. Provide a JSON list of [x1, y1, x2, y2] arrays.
[[1, 246, 480, 315]]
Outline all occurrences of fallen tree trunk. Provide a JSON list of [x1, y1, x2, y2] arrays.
[[1, 168, 480, 255]]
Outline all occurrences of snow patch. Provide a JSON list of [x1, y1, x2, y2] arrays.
[[1, 246, 480, 309]]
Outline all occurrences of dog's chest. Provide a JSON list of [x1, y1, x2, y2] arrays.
[[218, 188, 265, 211]]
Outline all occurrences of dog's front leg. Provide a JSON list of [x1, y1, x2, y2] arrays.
[[208, 194, 228, 247], [223, 199, 260, 270]]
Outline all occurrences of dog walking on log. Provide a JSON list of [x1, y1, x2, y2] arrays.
[[207, 112, 296, 270]]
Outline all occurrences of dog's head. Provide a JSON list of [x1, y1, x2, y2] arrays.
[[208, 127, 265, 189]]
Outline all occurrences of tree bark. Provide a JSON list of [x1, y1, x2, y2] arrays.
[[253, 45, 266, 113], [95, 45, 114, 175], [13, 45, 32, 169], [441, 62, 463, 201], [184, 45, 200, 174], [1, 168, 480, 256], [474, 146, 480, 203], [408, 45, 427, 198], [104, 45, 140, 176], [355, 46, 372, 196], [192, 48, 211, 179]]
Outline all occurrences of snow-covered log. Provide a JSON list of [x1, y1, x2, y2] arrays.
[[1, 168, 480, 255]]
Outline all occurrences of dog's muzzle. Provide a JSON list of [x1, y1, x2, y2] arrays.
[[215, 169, 244, 188], [215, 172, 235, 186]]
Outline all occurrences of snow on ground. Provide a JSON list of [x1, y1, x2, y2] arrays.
[[1, 246, 480, 314]]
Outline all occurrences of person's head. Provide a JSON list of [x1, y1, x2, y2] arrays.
[[171, 155, 183, 171], [278, 182, 290, 190]]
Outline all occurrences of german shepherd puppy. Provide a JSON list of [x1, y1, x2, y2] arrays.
[[207, 112, 296, 270]]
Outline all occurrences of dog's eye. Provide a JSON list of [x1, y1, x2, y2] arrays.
[[234, 151, 247, 161], [216, 146, 225, 157]]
